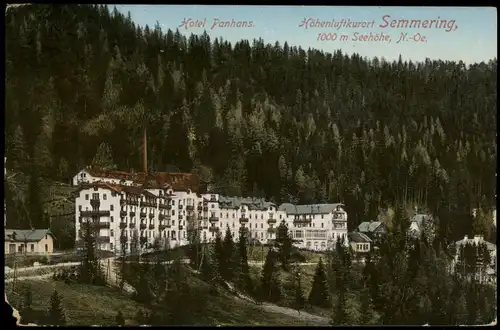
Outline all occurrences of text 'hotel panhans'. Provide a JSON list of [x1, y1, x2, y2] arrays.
[[72, 167, 348, 254]]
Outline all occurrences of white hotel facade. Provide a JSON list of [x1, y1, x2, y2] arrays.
[[72, 167, 348, 254]]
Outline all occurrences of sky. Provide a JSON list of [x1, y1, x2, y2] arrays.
[[113, 5, 497, 65]]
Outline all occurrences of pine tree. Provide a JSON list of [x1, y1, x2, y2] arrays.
[[214, 229, 224, 280], [275, 221, 293, 271], [293, 267, 306, 312], [222, 226, 236, 281], [308, 258, 330, 308], [47, 289, 66, 325], [236, 229, 253, 294], [115, 311, 125, 325], [260, 248, 281, 302]]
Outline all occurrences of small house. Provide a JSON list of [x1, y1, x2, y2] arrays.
[[355, 220, 387, 243], [4, 229, 54, 255], [348, 232, 372, 253]]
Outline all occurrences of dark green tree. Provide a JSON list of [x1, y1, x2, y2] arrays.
[[236, 229, 253, 294], [222, 226, 236, 281], [47, 289, 66, 325], [308, 258, 330, 308], [260, 248, 281, 302], [275, 221, 293, 270]]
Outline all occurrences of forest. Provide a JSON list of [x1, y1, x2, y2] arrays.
[[4, 4, 497, 245]]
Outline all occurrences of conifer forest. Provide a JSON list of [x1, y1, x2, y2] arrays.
[[4, 4, 497, 327]]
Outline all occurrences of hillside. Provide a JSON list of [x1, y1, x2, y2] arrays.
[[6, 273, 327, 326], [4, 4, 497, 245]]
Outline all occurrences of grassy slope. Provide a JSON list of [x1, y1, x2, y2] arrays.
[[5, 276, 319, 326]]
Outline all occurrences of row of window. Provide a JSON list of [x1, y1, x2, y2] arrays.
[[356, 243, 370, 251], [9, 243, 49, 253]]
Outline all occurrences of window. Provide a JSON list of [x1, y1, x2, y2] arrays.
[[110, 205, 114, 211], [232, 213, 235, 218], [261, 214, 263, 219], [172, 210, 175, 216], [45, 244, 48, 252], [226, 213, 228, 218], [111, 216, 114, 222], [111, 230, 114, 237], [250, 223, 252, 229], [30, 244, 35, 252], [103, 194, 107, 200], [220, 213, 222, 218], [261, 223, 263, 229], [92, 193, 99, 199], [279, 214, 282, 219], [85, 194, 89, 200], [321, 223, 324, 228], [321, 215, 324, 219], [110, 243, 114, 250], [79, 205, 82, 211]]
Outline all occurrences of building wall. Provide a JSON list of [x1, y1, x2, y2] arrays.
[[5, 235, 54, 255], [350, 242, 370, 253], [74, 180, 349, 254]]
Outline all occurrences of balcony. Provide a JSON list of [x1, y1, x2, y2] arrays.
[[209, 216, 219, 222], [140, 223, 147, 230], [81, 210, 110, 217], [239, 217, 249, 224], [145, 201, 156, 208], [209, 227, 219, 233], [178, 205, 183, 210], [267, 218, 276, 224], [333, 212, 345, 221], [149, 224, 155, 230], [91, 221, 110, 229], [159, 224, 168, 230], [97, 236, 110, 244], [140, 211, 147, 218], [129, 223, 136, 229], [293, 218, 312, 224], [90, 198, 100, 208], [166, 204, 172, 210], [159, 214, 169, 220], [186, 205, 194, 211], [119, 222, 127, 229], [179, 225, 184, 230], [149, 213, 155, 219], [129, 211, 136, 217], [129, 200, 139, 206], [120, 210, 127, 217]]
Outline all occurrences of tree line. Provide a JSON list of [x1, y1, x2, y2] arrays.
[[5, 4, 496, 246]]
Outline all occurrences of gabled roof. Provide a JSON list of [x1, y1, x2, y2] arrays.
[[81, 166, 201, 192], [218, 196, 276, 211], [5, 229, 53, 242], [357, 221, 384, 233], [278, 203, 343, 215], [348, 232, 373, 243]]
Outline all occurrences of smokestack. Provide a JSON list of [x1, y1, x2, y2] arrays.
[[143, 127, 148, 175]]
